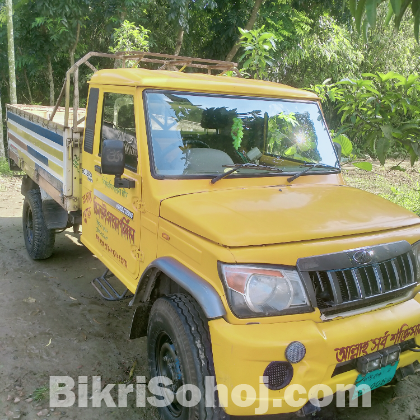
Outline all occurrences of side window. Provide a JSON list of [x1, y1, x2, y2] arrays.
[[84, 87, 99, 154], [100, 92, 137, 172]]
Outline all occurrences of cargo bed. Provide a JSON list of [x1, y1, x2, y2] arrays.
[[7, 104, 85, 212]]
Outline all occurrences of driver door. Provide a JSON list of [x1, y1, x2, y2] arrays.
[[91, 87, 142, 292]]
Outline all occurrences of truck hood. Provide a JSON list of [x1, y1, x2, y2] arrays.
[[160, 184, 420, 247]]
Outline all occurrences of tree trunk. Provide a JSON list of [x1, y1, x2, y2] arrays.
[[6, 0, 17, 104], [69, 22, 81, 68], [0, 90, 5, 159], [174, 26, 184, 56], [23, 68, 33, 104], [225, 0, 265, 62], [47, 56, 54, 106]]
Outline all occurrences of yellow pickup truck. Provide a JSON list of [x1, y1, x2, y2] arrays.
[[7, 51, 420, 418]]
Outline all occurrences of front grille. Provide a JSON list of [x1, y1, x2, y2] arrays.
[[308, 251, 417, 314], [263, 362, 293, 390]]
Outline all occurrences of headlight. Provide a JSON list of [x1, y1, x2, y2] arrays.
[[412, 241, 420, 281], [220, 264, 311, 318]]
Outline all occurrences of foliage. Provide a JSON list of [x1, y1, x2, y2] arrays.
[[333, 133, 353, 156], [360, 3, 420, 76], [352, 161, 374, 170], [110, 20, 150, 53], [167, 0, 216, 32], [231, 117, 244, 150], [331, 132, 374, 170], [0, 157, 13, 175], [278, 14, 363, 88], [312, 71, 420, 166], [348, 0, 420, 42], [238, 25, 276, 79]]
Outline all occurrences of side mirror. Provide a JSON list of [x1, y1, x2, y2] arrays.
[[101, 140, 135, 189], [101, 140, 125, 175], [333, 142, 342, 163]]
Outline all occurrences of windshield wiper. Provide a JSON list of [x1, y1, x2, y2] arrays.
[[287, 163, 340, 183], [211, 163, 283, 184]]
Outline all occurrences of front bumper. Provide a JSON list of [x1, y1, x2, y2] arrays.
[[209, 293, 420, 416]]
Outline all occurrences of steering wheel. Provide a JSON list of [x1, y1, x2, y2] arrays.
[[183, 139, 210, 149]]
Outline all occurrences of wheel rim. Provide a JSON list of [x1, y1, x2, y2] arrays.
[[156, 332, 184, 417], [25, 205, 34, 246]]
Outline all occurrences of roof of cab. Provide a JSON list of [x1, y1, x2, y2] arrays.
[[89, 68, 319, 100]]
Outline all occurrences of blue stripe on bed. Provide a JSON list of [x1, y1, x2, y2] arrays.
[[27, 145, 49, 166], [7, 112, 63, 146]]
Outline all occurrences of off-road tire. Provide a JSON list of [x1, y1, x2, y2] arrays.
[[22, 189, 55, 260], [147, 293, 228, 420]]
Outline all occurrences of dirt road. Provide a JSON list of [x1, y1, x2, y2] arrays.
[[0, 176, 158, 420], [1, 175, 420, 420]]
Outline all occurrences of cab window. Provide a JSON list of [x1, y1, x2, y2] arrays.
[[100, 92, 138, 172]]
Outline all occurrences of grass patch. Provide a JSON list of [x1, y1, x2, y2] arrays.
[[32, 385, 49, 402], [343, 162, 420, 216], [0, 157, 13, 176], [381, 185, 420, 215]]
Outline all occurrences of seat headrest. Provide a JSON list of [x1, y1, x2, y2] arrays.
[[184, 148, 234, 173]]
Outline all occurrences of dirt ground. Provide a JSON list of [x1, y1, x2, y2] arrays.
[[1, 174, 420, 420]]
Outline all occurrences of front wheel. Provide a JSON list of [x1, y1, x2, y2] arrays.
[[147, 294, 227, 420], [22, 189, 55, 260]]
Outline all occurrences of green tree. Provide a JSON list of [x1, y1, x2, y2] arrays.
[[238, 25, 276, 79], [0, 87, 4, 158], [167, 0, 216, 55], [349, 0, 420, 41], [277, 14, 363, 88], [225, 0, 265, 61], [312, 72, 420, 165], [6, 0, 16, 104], [110, 20, 150, 53]]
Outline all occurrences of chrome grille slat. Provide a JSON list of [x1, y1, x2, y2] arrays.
[[384, 261, 398, 289], [391, 260, 401, 288], [350, 269, 364, 298], [372, 263, 384, 294], [395, 257, 405, 286], [359, 267, 372, 296], [399, 255, 409, 286], [308, 251, 416, 312], [379, 264, 391, 291], [405, 254, 415, 284], [316, 272, 325, 291], [327, 272, 343, 304]]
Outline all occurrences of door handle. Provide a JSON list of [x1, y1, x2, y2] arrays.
[[94, 165, 102, 174]]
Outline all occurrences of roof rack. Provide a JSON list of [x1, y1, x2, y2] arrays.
[[50, 51, 239, 129]]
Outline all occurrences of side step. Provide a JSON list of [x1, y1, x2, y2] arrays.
[[91, 269, 133, 301]]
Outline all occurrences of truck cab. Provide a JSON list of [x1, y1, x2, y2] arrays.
[[7, 52, 420, 418]]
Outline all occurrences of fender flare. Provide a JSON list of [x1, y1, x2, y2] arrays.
[[130, 257, 227, 319]]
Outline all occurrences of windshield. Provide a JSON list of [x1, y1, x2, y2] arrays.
[[144, 90, 339, 178]]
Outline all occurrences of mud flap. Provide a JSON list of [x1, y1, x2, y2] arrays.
[[42, 199, 68, 229]]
